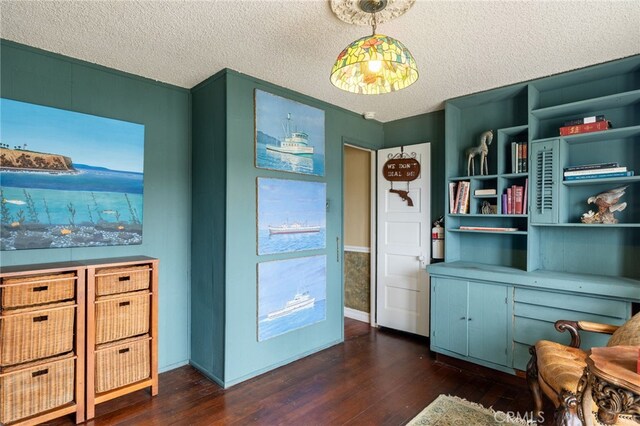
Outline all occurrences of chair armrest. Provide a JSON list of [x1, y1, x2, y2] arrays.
[[576, 321, 619, 335], [554, 320, 619, 348]]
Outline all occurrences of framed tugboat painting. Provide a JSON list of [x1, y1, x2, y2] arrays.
[[0, 98, 144, 250], [257, 255, 327, 341], [255, 89, 325, 176], [256, 177, 326, 255]]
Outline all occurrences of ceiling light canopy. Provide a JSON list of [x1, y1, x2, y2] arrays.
[[330, 0, 418, 95]]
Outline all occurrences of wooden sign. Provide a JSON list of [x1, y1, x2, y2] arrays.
[[383, 157, 420, 182]]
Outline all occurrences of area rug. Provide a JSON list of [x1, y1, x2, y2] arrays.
[[407, 394, 530, 425]]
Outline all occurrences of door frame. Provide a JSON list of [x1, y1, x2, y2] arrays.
[[342, 139, 377, 327]]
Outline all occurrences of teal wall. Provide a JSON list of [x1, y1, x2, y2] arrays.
[[0, 41, 192, 372], [190, 70, 384, 386], [383, 110, 446, 226], [190, 71, 227, 384]]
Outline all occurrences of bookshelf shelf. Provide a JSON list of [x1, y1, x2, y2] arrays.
[[530, 223, 640, 228], [530, 88, 640, 120], [450, 229, 528, 235], [502, 173, 528, 179], [562, 175, 640, 186], [471, 174, 499, 180], [531, 125, 640, 145]]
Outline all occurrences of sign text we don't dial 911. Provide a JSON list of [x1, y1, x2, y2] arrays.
[[382, 157, 420, 182]]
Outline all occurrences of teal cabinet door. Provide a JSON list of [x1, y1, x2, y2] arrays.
[[432, 277, 468, 356], [468, 283, 509, 365]]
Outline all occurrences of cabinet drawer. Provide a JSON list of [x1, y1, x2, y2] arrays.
[[95, 291, 150, 344], [1, 273, 75, 309], [0, 354, 74, 424], [514, 288, 627, 318], [0, 302, 75, 366], [95, 335, 150, 393], [513, 316, 614, 349], [95, 266, 150, 296]]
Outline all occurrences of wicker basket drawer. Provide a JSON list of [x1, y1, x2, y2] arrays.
[[95, 265, 150, 296], [95, 335, 150, 393], [0, 354, 74, 424], [95, 291, 149, 344], [1, 273, 75, 309], [0, 302, 75, 366]]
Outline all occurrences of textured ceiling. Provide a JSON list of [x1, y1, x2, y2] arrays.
[[1, 0, 639, 122]]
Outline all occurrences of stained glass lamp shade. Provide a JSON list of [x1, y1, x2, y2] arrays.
[[330, 33, 418, 94]]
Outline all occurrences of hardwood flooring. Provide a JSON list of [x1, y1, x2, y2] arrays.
[[50, 318, 554, 425]]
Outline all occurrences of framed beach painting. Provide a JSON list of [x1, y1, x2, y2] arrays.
[[257, 255, 327, 342], [255, 89, 325, 176], [257, 177, 326, 255], [0, 98, 145, 250]]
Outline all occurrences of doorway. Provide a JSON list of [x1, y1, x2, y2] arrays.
[[343, 144, 375, 325]]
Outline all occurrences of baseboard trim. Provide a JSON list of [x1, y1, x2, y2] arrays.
[[344, 307, 370, 323], [344, 245, 370, 253]]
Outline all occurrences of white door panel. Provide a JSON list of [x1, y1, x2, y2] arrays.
[[376, 143, 431, 336], [385, 222, 422, 246]]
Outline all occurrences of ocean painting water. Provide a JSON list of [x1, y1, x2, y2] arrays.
[[255, 90, 325, 177], [0, 98, 144, 250], [257, 178, 326, 255], [258, 255, 327, 342]]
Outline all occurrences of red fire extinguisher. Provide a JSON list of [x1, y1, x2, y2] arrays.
[[432, 217, 444, 260]]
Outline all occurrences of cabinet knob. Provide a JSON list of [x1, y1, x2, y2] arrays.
[[460, 316, 466, 320], [468, 318, 473, 321]]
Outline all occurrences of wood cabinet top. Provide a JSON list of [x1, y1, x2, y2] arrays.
[[1, 256, 158, 276]]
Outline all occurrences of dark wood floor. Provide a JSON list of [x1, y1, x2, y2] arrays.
[[51, 318, 554, 425]]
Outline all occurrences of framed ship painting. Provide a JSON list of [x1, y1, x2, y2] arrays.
[[255, 89, 325, 176], [257, 255, 327, 341], [0, 98, 145, 250], [257, 177, 326, 255]]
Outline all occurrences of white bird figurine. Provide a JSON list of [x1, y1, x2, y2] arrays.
[[583, 185, 627, 224]]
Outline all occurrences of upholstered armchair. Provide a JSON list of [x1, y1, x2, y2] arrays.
[[527, 312, 640, 425]]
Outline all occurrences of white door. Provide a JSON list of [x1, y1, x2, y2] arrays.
[[376, 143, 431, 336]]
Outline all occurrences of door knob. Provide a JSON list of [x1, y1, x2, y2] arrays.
[[418, 255, 425, 261]]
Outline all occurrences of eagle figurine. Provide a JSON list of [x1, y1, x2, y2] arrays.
[[581, 185, 628, 224]]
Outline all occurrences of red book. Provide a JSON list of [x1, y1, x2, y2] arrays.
[[506, 187, 512, 215], [559, 120, 610, 136], [522, 179, 528, 215], [515, 186, 523, 215]]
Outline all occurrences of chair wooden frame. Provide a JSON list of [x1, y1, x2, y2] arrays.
[[526, 320, 620, 425]]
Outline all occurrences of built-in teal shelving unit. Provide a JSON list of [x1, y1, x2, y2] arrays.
[[430, 54, 640, 375]]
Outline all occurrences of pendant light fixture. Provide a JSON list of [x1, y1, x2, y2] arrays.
[[330, 0, 418, 95]]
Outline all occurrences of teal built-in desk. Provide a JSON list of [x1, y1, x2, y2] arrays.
[[427, 262, 640, 374]]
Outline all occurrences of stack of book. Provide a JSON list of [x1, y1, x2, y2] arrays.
[[501, 179, 528, 215], [564, 162, 634, 181], [559, 115, 611, 136], [449, 181, 470, 214], [511, 142, 527, 173]]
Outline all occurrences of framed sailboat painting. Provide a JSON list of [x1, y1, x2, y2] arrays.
[[255, 89, 325, 176], [257, 255, 327, 341], [257, 178, 326, 255]]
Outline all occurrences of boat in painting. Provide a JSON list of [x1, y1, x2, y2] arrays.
[[266, 113, 314, 156], [268, 222, 321, 235], [266, 291, 315, 320]]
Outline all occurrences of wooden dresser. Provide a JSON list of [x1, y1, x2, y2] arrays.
[[0, 256, 158, 424]]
